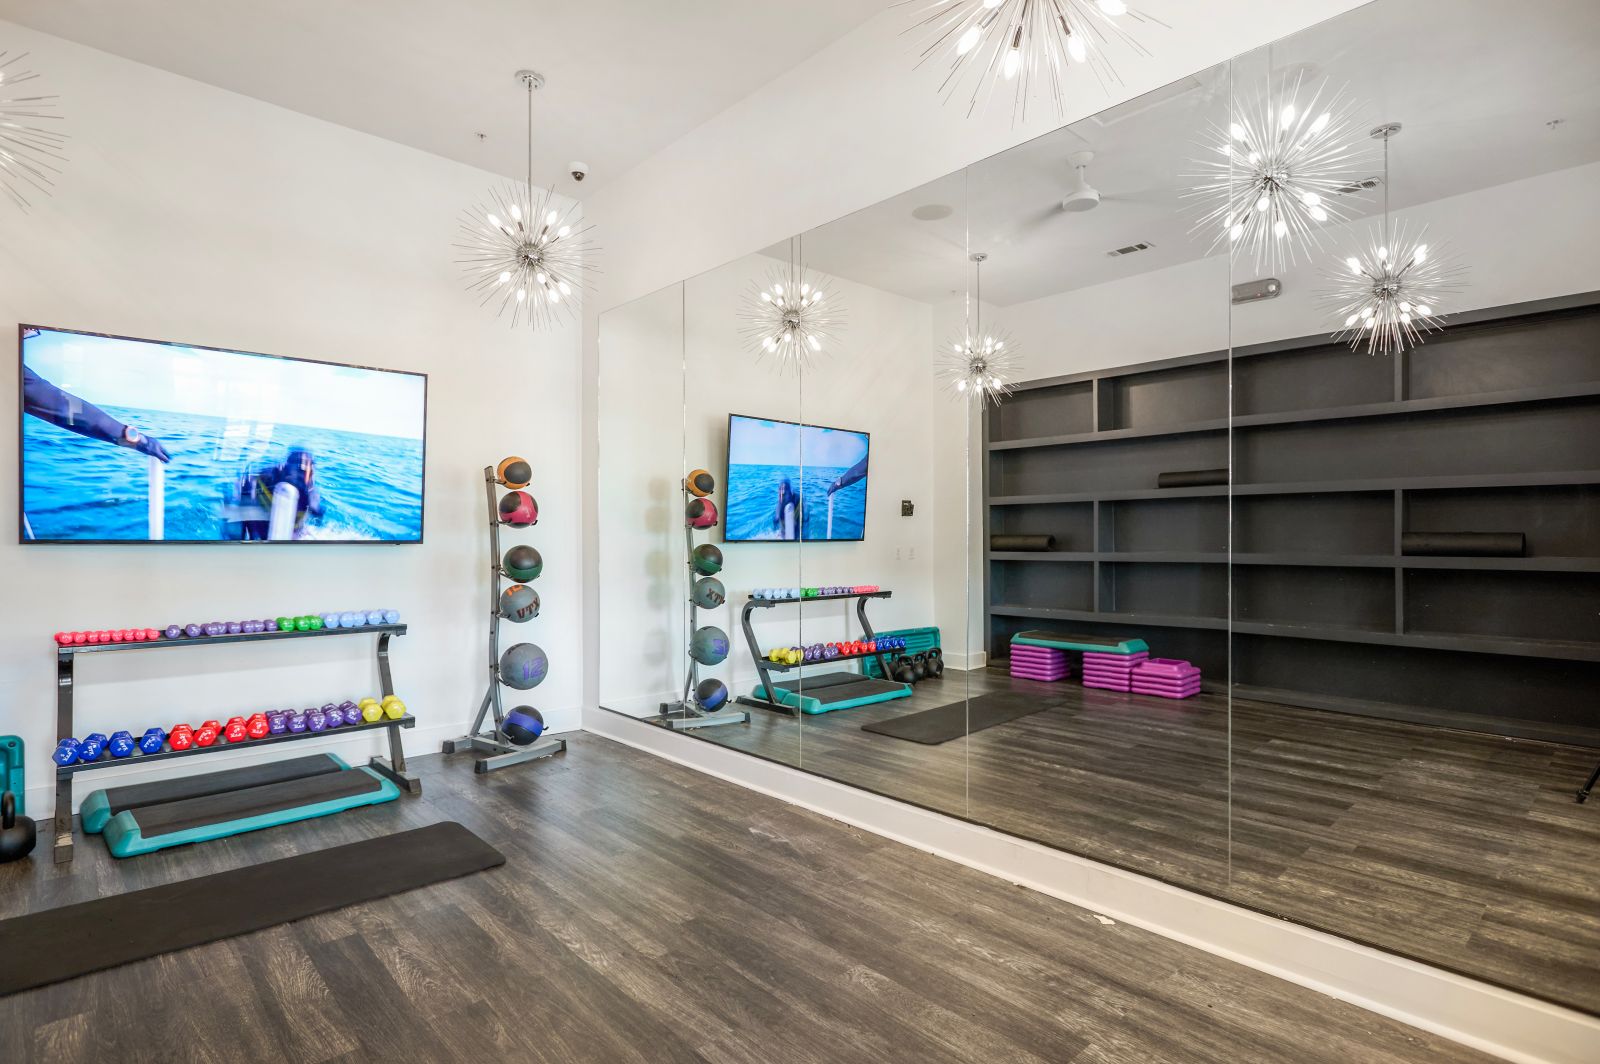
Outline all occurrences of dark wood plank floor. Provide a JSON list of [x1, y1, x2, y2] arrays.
[[684, 668, 1600, 1016], [0, 735, 1494, 1063]]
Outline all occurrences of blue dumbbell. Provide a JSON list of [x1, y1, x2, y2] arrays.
[[383, 609, 400, 624], [78, 739, 105, 762], [139, 728, 166, 755], [109, 732, 137, 759], [53, 739, 82, 766]]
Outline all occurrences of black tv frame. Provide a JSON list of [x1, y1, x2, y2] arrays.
[[18, 323, 429, 545], [722, 411, 870, 544]]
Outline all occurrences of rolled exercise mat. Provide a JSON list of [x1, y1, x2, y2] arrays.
[[0, 822, 504, 997], [990, 534, 1057, 552], [1401, 532, 1525, 557], [1157, 468, 1229, 489]]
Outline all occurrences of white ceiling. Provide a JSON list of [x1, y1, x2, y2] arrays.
[[0, 0, 880, 188], [800, 0, 1600, 306]]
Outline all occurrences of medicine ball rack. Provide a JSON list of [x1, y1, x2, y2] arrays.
[[52, 624, 419, 864], [655, 484, 748, 731], [442, 465, 567, 771]]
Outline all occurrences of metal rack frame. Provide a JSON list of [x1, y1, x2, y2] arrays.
[[736, 590, 894, 715], [442, 466, 567, 772], [53, 624, 419, 863], [655, 489, 749, 730]]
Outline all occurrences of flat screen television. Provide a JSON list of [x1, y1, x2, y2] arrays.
[[723, 413, 869, 542], [19, 325, 427, 543]]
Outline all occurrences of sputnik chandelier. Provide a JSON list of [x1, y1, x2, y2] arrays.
[[1325, 124, 1467, 356], [457, 70, 596, 328], [0, 50, 67, 210], [941, 253, 1019, 403], [738, 238, 844, 371], [901, 0, 1161, 120], [1186, 69, 1371, 273]]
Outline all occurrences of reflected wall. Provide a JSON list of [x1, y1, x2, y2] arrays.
[[598, 0, 1600, 1017]]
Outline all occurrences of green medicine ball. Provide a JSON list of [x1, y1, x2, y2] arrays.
[[690, 543, 723, 575], [504, 544, 543, 583]]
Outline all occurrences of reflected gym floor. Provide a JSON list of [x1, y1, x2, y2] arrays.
[[0, 734, 1492, 1064], [678, 669, 1600, 1016]]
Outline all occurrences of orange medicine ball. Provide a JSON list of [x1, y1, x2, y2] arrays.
[[497, 456, 532, 490], [684, 469, 715, 497]]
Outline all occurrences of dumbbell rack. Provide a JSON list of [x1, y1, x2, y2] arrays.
[[654, 487, 749, 731], [52, 624, 419, 863], [736, 589, 895, 715], [442, 465, 567, 772]]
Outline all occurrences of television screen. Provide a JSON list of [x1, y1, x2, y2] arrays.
[[20, 326, 427, 543], [724, 413, 869, 542]]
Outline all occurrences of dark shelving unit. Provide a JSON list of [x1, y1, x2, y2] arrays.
[[983, 292, 1600, 744]]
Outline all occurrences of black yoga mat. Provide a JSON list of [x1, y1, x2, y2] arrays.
[[1402, 531, 1525, 557], [0, 822, 503, 996], [862, 691, 1052, 745]]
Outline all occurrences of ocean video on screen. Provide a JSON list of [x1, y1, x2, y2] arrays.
[[21, 327, 426, 543], [724, 413, 869, 542]]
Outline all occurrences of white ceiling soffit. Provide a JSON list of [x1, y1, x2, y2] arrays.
[[0, 0, 880, 186], [799, 0, 1600, 307]]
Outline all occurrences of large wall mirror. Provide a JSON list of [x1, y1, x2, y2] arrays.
[[599, 0, 1600, 1016]]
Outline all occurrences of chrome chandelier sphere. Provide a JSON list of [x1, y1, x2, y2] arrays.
[[456, 70, 595, 329], [0, 50, 67, 210], [738, 261, 844, 371]]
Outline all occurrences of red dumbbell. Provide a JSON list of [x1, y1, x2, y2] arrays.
[[223, 719, 247, 743], [169, 728, 194, 751], [245, 716, 269, 740], [194, 725, 219, 747]]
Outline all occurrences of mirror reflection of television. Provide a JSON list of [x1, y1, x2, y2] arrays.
[[723, 413, 869, 542], [19, 325, 427, 544]]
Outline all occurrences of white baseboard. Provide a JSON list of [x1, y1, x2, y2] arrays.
[[583, 708, 1600, 1064]]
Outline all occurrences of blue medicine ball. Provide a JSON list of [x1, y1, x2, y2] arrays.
[[695, 678, 730, 711], [503, 707, 545, 746]]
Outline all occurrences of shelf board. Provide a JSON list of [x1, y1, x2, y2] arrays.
[[58, 623, 407, 656], [988, 604, 1230, 631], [760, 648, 891, 672], [746, 590, 890, 608], [989, 552, 1600, 572], [991, 605, 1600, 663], [989, 417, 1228, 452], [56, 714, 417, 777], [989, 470, 1600, 507]]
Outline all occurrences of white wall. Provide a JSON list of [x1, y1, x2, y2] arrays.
[[597, 254, 944, 713], [0, 22, 583, 814], [1003, 161, 1600, 380]]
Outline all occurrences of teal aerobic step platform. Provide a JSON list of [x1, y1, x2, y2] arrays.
[[101, 765, 399, 858], [79, 753, 350, 835], [1011, 631, 1149, 655], [754, 672, 912, 715]]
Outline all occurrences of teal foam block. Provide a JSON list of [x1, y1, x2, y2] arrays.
[[0, 736, 21, 817], [1012, 632, 1149, 655], [102, 767, 399, 858]]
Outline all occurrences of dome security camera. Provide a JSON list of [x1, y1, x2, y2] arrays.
[[569, 161, 590, 182]]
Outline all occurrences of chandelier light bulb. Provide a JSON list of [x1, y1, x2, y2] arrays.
[[739, 257, 845, 372], [1323, 221, 1467, 356], [1185, 71, 1373, 272], [456, 69, 596, 328], [902, 0, 1159, 120]]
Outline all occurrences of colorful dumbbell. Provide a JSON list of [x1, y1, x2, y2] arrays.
[[52, 738, 81, 766]]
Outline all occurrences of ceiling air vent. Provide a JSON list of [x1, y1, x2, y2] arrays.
[[1106, 241, 1155, 258], [1334, 177, 1382, 195]]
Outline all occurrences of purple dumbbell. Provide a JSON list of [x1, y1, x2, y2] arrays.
[[287, 712, 307, 733], [306, 711, 327, 732], [185, 623, 202, 638], [342, 705, 362, 726], [164, 624, 182, 640]]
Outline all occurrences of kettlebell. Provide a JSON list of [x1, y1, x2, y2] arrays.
[[911, 653, 929, 682], [0, 791, 37, 863], [926, 648, 945, 679], [892, 655, 915, 684]]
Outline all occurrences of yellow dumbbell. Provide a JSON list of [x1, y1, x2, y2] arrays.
[[382, 697, 407, 720], [358, 697, 380, 711], [361, 702, 384, 723]]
